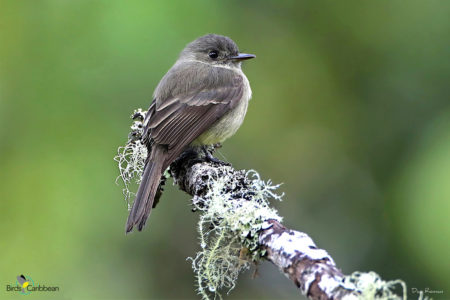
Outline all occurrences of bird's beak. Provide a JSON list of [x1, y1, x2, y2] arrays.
[[229, 53, 256, 61]]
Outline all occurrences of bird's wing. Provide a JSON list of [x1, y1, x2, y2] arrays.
[[143, 72, 244, 168]]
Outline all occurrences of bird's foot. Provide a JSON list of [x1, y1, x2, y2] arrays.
[[202, 145, 231, 166]]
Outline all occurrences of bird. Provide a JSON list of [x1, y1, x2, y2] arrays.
[[126, 34, 255, 233]]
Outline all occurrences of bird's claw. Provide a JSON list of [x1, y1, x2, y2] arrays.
[[202, 146, 231, 166]]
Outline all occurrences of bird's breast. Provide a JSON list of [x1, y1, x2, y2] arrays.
[[193, 71, 251, 146]]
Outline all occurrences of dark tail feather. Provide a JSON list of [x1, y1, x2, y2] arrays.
[[125, 146, 165, 233]]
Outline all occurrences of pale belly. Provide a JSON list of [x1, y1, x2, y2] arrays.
[[192, 71, 251, 146], [193, 98, 249, 145]]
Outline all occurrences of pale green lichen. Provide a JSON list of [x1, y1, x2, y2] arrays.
[[341, 272, 408, 300], [114, 109, 147, 210], [188, 168, 283, 300]]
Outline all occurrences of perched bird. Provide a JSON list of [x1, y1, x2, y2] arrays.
[[126, 34, 255, 233]]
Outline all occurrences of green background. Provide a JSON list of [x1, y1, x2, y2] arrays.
[[1, 1, 449, 299]]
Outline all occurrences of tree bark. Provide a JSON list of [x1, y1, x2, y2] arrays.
[[169, 150, 356, 300]]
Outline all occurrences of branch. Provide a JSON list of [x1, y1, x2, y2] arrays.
[[259, 219, 348, 299], [169, 150, 406, 300]]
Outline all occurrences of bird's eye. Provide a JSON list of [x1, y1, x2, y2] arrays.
[[208, 50, 219, 59]]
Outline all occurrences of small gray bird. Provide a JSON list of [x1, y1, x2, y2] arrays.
[[126, 34, 255, 233]]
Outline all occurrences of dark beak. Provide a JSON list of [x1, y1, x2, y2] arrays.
[[229, 53, 256, 61]]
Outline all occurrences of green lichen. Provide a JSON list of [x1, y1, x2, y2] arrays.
[[114, 109, 147, 210], [342, 272, 408, 300], [188, 168, 283, 299]]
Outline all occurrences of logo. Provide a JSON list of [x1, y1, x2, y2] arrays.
[[16, 275, 33, 295], [6, 274, 59, 295]]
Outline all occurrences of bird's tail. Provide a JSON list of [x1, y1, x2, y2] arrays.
[[125, 145, 165, 233]]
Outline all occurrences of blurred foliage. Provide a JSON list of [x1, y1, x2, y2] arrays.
[[0, 1, 449, 299]]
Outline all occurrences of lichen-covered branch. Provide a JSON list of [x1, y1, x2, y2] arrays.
[[168, 151, 406, 300], [116, 109, 408, 300], [258, 219, 349, 299]]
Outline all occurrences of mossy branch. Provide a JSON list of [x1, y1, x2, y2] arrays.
[[168, 152, 407, 300]]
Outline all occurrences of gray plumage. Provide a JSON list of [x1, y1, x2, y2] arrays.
[[126, 34, 254, 233]]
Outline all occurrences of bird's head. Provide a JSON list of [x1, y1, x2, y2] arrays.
[[179, 34, 255, 68]]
